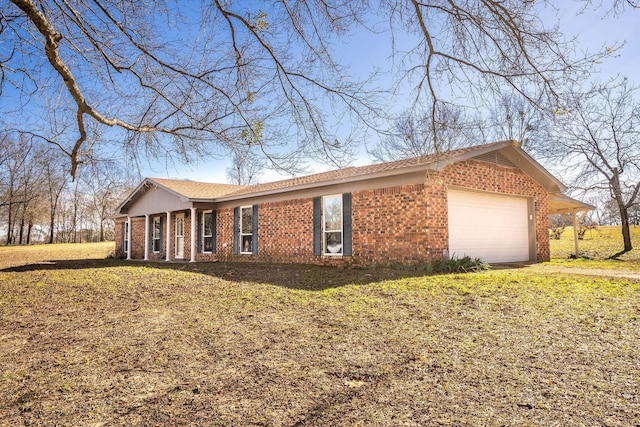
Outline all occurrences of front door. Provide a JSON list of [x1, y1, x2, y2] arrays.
[[175, 214, 185, 259]]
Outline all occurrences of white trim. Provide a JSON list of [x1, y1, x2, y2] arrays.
[[166, 211, 171, 262], [202, 210, 214, 254], [322, 194, 343, 256], [175, 213, 185, 259], [190, 208, 197, 262], [239, 205, 253, 254], [152, 216, 162, 253], [144, 214, 149, 260], [125, 217, 131, 260]]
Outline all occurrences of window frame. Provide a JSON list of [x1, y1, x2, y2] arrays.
[[123, 221, 129, 253], [323, 194, 343, 256], [202, 210, 214, 253], [239, 205, 253, 255], [152, 216, 162, 253]]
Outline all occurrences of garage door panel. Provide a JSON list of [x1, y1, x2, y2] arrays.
[[448, 190, 530, 263]]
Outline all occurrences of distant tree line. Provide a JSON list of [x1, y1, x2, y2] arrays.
[[0, 134, 133, 245]]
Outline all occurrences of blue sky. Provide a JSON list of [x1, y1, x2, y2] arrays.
[[146, 3, 640, 185]]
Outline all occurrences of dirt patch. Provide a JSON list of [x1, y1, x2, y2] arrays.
[[0, 245, 639, 425]]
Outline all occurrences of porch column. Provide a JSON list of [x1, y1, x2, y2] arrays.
[[190, 207, 197, 262], [144, 214, 149, 261], [166, 211, 171, 262], [126, 216, 132, 260]]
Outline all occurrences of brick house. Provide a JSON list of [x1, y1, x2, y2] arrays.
[[114, 140, 592, 266]]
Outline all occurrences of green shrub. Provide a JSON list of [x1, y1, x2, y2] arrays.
[[550, 227, 565, 240], [420, 256, 490, 274]]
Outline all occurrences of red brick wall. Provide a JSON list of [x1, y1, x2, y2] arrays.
[[351, 184, 429, 265], [116, 159, 550, 265]]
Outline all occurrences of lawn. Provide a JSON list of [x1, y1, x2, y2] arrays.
[[0, 241, 639, 426], [550, 224, 640, 261]]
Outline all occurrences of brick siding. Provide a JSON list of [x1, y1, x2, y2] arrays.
[[115, 159, 550, 265]]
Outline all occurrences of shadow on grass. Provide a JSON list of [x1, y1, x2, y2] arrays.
[[0, 258, 445, 291], [607, 249, 631, 260]]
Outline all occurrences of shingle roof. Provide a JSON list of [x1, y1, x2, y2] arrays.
[[121, 139, 571, 214], [148, 178, 245, 200]]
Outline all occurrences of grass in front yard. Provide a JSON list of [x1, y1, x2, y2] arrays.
[[0, 243, 639, 425], [550, 224, 640, 262]]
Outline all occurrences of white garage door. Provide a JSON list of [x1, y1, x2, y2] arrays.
[[448, 189, 530, 263]]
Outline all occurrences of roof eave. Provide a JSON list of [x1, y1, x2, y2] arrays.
[[215, 163, 431, 202]]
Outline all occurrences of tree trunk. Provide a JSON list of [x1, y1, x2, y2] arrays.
[[620, 207, 633, 252], [612, 172, 633, 252], [27, 222, 32, 245], [6, 200, 13, 245], [49, 213, 55, 244], [18, 216, 25, 245]]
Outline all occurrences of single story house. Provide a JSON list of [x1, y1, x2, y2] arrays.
[[113, 140, 592, 266]]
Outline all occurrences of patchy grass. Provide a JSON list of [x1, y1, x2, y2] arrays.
[[550, 224, 640, 262], [0, 243, 639, 426]]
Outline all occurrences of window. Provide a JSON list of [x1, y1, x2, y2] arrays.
[[123, 221, 129, 253], [202, 211, 214, 253], [240, 206, 253, 254], [152, 217, 161, 252], [323, 195, 343, 255], [314, 193, 351, 257]]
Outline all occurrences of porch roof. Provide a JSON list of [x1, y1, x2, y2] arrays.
[[548, 193, 595, 215]]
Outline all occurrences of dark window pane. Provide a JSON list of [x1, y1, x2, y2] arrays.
[[325, 232, 342, 254], [204, 212, 213, 236], [241, 207, 253, 234], [204, 236, 213, 252], [241, 235, 252, 253]]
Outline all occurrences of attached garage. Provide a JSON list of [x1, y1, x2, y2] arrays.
[[447, 189, 533, 263]]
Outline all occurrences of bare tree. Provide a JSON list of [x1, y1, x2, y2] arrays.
[[548, 78, 640, 253], [41, 152, 68, 244], [82, 160, 132, 242], [370, 104, 476, 162], [2, 0, 623, 177], [0, 136, 32, 244], [484, 94, 549, 149], [226, 147, 266, 186]]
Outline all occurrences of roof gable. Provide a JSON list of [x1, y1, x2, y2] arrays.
[[117, 178, 244, 215]]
